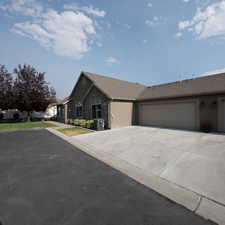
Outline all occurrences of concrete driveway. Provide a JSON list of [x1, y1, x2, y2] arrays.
[[72, 126, 225, 224], [0, 129, 214, 225]]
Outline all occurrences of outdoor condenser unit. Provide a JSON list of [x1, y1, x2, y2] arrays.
[[94, 119, 104, 131]]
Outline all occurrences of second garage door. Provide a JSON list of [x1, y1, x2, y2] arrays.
[[139, 101, 197, 130]]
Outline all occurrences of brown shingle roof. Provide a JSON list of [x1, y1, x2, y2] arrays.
[[137, 73, 225, 101], [83, 72, 146, 100]]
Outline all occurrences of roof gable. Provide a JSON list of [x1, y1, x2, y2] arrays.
[[82, 72, 146, 100]]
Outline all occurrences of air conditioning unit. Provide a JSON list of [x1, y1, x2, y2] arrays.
[[94, 119, 104, 131]]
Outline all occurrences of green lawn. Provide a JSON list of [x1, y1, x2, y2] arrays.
[[58, 127, 92, 136], [0, 122, 56, 131]]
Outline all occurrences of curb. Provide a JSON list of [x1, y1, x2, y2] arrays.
[[46, 128, 225, 225]]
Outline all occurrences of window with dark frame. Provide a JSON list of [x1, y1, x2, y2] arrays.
[[92, 104, 102, 119], [76, 106, 83, 117]]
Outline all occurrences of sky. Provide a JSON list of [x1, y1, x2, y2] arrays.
[[1, 0, 225, 98]]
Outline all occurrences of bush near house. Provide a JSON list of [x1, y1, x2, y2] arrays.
[[13, 113, 20, 121], [68, 119, 94, 129], [0, 113, 4, 121]]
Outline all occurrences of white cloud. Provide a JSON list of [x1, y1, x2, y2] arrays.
[[147, 2, 153, 7], [178, 20, 190, 30], [178, 1, 225, 39], [0, 0, 105, 59], [106, 57, 120, 65], [175, 32, 183, 38], [13, 11, 96, 58], [145, 16, 165, 27], [143, 39, 148, 44], [0, 0, 44, 17], [63, 3, 106, 17], [124, 24, 131, 29], [145, 20, 154, 27], [182, 0, 190, 3]]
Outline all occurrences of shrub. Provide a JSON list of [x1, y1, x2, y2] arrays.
[[13, 112, 20, 121], [86, 120, 94, 129], [67, 119, 72, 124], [89, 120, 94, 129], [73, 119, 79, 126], [69, 119, 94, 129], [86, 120, 91, 129], [79, 119, 86, 128], [0, 113, 3, 120]]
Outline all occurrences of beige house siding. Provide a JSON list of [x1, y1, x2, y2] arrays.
[[109, 101, 133, 129]]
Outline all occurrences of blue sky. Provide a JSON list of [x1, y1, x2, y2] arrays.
[[1, 0, 225, 98]]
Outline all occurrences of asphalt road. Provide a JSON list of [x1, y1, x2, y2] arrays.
[[0, 129, 215, 225]]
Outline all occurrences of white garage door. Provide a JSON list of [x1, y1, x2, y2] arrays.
[[139, 102, 197, 130]]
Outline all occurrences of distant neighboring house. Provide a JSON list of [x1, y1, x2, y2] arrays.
[[31, 103, 58, 119], [59, 71, 225, 132], [0, 109, 27, 120], [0, 102, 58, 121], [57, 97, 71, 123], [45, 103, 58, 118]]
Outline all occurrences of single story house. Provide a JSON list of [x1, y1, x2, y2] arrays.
[[0, 102, 58, 121], [57, 97, 71, 123], [59, 71, 225, 132], [66, 72, 146, 129], [44, 102, 58, 119]]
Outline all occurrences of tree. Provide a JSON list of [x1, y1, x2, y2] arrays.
[[13, 64, 56, 121], [0, 64, 13, 110]]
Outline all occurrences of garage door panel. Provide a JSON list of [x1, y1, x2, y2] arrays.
[[139, 102, 197, 130]]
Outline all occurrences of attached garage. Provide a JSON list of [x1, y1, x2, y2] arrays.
[[109, 102, 133, 129], [139, 100, 199, 130]]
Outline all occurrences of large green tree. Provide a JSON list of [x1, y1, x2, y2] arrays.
[[13, 64, 56, 121], [0, 64, 13, 110]]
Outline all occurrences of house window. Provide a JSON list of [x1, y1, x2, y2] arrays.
[[92, 104, 102, 119], [76, 106, 82, 117]]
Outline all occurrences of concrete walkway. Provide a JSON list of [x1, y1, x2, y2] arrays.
[[48, 126, 225, 225]]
